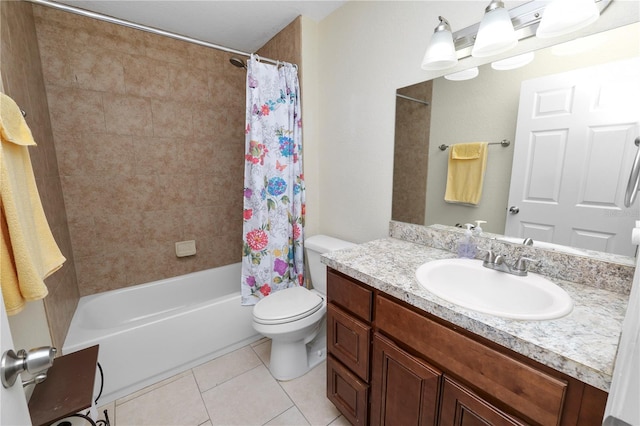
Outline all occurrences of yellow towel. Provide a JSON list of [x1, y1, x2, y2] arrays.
[[444, 142, 488, 205], [1, 93, 65, 315]]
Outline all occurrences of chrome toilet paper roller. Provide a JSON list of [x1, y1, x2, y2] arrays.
[[1, 346, 57, 388]]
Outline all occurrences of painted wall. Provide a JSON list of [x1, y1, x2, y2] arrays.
[[313, 0, 640, 244], [0, 0, 79, 351]]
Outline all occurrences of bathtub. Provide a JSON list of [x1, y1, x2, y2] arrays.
[[63, 263, 261, 405]]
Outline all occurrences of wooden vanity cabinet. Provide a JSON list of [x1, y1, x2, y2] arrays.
[[327, 269, 373, 425], [325, 268, 608, 426]]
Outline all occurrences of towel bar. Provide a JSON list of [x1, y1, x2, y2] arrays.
[[439, 139, 510, 151]]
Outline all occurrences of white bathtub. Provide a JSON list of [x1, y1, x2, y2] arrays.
[[63, 263, 261, 404]]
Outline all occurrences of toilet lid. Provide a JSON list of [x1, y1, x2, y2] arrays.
[[253, 286, 324, 325]]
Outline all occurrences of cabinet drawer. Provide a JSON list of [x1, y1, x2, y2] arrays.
[[327, 304, 371, 381], [441, 377, 527, 426], [327, 269, 373, 322], [376, 296, 568, 426], [327, 355, 369, 425]]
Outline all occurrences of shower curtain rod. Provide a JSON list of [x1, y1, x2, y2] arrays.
[[26, 0, 284, 67]]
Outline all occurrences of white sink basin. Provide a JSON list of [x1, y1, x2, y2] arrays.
[[415, 258, 573, 320]]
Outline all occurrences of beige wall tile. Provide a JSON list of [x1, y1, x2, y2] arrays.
[[69, 49, 126, 93], [123, 55, 172, 99], [103, 93, 153, 136], [151, 98, 194, 138], [32, 4, 301, 299], [46, 86, 106, 133], [55, 132, 135, 177]]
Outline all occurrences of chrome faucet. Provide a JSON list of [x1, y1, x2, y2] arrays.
[[482, 250, 538, 276], [522, 238, 534, 246]]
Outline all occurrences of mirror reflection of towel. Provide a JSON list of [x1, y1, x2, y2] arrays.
[[444, 142, 488, 205]]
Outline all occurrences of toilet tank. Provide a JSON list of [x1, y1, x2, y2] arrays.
[[305, 235, 355, 295]]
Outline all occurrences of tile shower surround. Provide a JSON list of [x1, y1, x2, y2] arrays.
[[2, 1, 300, 349], [32, 5, 302, 297]]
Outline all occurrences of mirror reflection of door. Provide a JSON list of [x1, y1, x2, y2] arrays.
[[506, 57, 640, 257]]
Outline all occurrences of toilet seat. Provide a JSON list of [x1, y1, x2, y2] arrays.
[[253, 286, 324, 325]]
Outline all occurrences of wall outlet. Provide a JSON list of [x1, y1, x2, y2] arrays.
[[175, 240, 196, 257]]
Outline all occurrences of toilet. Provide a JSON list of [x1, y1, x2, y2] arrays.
[[252, 235, 355, 381]]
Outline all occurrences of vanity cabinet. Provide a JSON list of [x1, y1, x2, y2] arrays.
[[326, 268, 608, 426], [326, 269, 373, 425]]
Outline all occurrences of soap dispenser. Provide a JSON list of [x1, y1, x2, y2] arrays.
[[474, 220, 487, 235], [457, 223, 477, 259]]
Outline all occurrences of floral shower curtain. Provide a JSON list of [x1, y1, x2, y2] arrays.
[[241, 55, 305, 305]]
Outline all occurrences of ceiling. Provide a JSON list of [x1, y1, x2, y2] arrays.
[[50, 0, 347, 52]]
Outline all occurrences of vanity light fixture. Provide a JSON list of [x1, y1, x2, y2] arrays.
[[444, 67, 479, 81], [491, 52, 535, 70], [421, 16, 458, 71], [536, 0, 600, 39], [422, 0, 612, 68], [471, 0, 518, 58]]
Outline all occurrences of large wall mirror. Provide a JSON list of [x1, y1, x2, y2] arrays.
[[393, 22, 640, 257]]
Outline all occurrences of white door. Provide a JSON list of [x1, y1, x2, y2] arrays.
[[505, 57, 640, 256], [0, 291, 32, 425]]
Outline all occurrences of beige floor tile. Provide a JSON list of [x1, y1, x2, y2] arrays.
[[116, 370, 192, 406], [66, 402, 114, 426], [328, 415, 351, 426], [250, 337, 270, 347], [202, 365, 293, 425], [278, 362, 340, 426], [252, 339, 271, 367], [265, 406, 310, 425], [115, 374, 209, 426], [193, 345, 262, 392], [97, 401, 115, 426]]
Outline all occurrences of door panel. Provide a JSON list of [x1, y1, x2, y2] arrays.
[[506, 57, 640, 256], [370, 334, 441, 426]]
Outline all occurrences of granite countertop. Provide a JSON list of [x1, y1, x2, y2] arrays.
[[321, 237, 630, 392]]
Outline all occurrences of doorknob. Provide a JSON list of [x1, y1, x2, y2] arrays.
[[1, 347, 56, 388], [509, 206, 520, 214]]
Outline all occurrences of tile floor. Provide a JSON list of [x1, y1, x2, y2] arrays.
[[87, 339, 349, 426]]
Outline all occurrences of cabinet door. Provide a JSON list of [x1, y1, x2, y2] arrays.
[[327, 355, 369, 425], [371, 334, 442, 426], [440, 377, 528, 426], [328, 303, 371, 381]]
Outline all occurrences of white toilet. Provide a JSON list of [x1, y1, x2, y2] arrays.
[[252, 235, 355, 381]]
